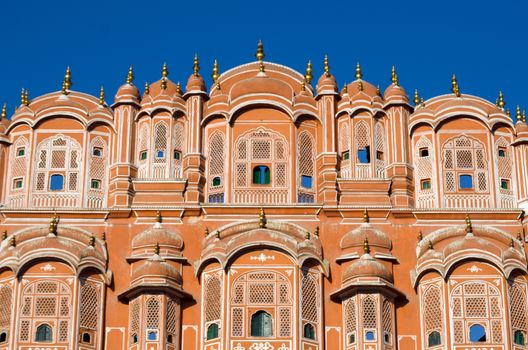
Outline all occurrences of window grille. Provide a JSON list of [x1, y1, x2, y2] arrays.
[[374, 122, 386, 178], [510, 279, 528, 345], [414, 136, 436, 208], [297, 131, 315, 203], [208, 132, 225, 202], [87, 137, 107, 208], [421, 284, 443, 348], [339, 122, 351, 178]]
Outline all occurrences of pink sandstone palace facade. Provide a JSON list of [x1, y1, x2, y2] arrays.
[[0, 42, 527, 350]]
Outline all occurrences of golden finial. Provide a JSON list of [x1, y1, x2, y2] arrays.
[[211, 59, 219, 83], [89, 235, 96, 247], [305, 230, 310, 240], [420, 97, 425, 106], [305, 60, 313, 85], [255, 39, 265, 62], [323, 54, 330, 74], [62, 67, 72, 93], [428, 240, 433, 250], [314, 226, 319, 236], [49, 216, 57, 235], [20, 89, 25, 106], [342, 83, 348, 94], [451, 74, 460, 97], [24, 90, 29, 106], [414, 89, 420, 105], [357, 81, 364, 92], [101, 231, 106, 241], [162, 62, 169, 78], [204, 227, 209, 237], [376, 85, 381, 96], [363, 208, 369, 223], [176, 82, 182, 95], [144, 82, 150, 95], [355, 62, 362, 80], [1, 230, 7, 240], [363, 236, 370, 254], [507, 108, 511, 117], [510, 238, 515, 248], [1, 103, 6, 119], [259, 207, 266, 228], [517, 231, 523, 241], [516, 105, 522, 121], [391, 66, 398, 85], [156, 210, 162, 223], [215, 230, 220, 239], [216, 82, 221, 91], [523, 110, 527, 123], [498, 91, 505, 110], [301, 81, 306, 91], [126, 66, 134, 85], [9, 235, 15, 247], [193, 53, 200, 76], [98, 86, 105, 105], [161, 78, 167, 90], [465, 214, 472, 234], [418, 231, 423, 241], [154, 242, 160, 255], [259, 61, 265, 73]]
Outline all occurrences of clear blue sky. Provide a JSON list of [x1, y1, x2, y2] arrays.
[[0, 0, 526, 118]]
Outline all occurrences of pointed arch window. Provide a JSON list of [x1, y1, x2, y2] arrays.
[[35, 324, 53, 342], [207, 323, 219, 340], [469, 324, 486, 342], [251, 311, 273, 337], [303, 323, 315, 340]]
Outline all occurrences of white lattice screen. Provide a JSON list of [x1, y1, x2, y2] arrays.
[[152, 122, 169, 179], [204, 273, 222, 325], [354, 121, 371, 178], [87, 137, 107, 208], [129, 298, 140, 342], [166, 298, 178, 345], [509, 280, 528, 341], [233, 127, 289, 204], [18, 280, 72, 343], [207, 131, 225, 203], [374, 122, 386, 178], [172, 123, 184, 178], [450, 280, 505, 344], [344, 296, 357, 342], [0, 284, 12, 334], [381, 298, 393, 342], [414, 136, 436, 208], [228, 270, 293, 338], [8, 137, 29, 207], [297, 131, 315, 203], [339, 122, 351, 178], [421, 283, 444, 348], [362, 295, 377, 329], [496, 137, 515, 207], [442, 135, 491, 208], [137, 123, 150, 178]]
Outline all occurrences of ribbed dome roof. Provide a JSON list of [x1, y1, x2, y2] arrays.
[[340, 223, 391, 250], [384, 83, 409, 102], [186, 73, 206, 92], [115, 83, 140, 103], [132, 223, 183, 251], [347, 80, 378, 97], [343, 254, 393, 283], [316, 72, 338, 95], [132, 255, 182, 285]]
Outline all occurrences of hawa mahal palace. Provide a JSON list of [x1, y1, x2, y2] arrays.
[[0, 41, 527, 350]]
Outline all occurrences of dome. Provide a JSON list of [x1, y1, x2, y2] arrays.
[[115, 83, 140, 104], [384, 83, 409, 102], [132, 256, 182, 285], [230, 75, 294, 101], [186, 73, 206, 93], [347, 80, 378, 98], [146, 79, 179, 98], [132, 225, 183, 251], [316, 72, 338, 95], [340, 223, 392, 250], [343, 254, 393, 283]]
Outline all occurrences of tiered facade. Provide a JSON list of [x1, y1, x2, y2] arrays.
[[0, 43, 528, 350]]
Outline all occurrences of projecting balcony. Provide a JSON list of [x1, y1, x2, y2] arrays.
[[31, 193, 81, 208], [233, 188, 289, 204]]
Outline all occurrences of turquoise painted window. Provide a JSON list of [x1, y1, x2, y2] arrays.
[[428, 331, 441, 346], [212, 177, 221, 187], [251, 311, 273, 337], [358, 146, 370, 163], [514, 330, 525, 345], [35, 324, 52, 342], [207, 323, 219, 340], [253, 166, 270, 185], [303, 323, 315, 340]]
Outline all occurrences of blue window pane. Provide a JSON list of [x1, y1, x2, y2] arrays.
[[301, 175, 312, 189], [459, 174, 473, 189], [253, 166, 270, 185], [469, 324, 486, 342], [50, 174, 64, 191], [365, 331, 375, 341], [147, 331, 157, 341], [156, 150, 165, 158], [358, 147, 370, 164]]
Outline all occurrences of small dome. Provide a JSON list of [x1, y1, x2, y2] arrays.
[[340, 223, 392, 250], [230, 75, 294, 101], [115, 83, 140, 103], [343, 254, 393, 283], [383, 83, 409, 102], [146, 79, 179, 98], [132, 256, 182, 285], [0, 118, 10, 134], [316, 73, 338, 95], [132, 225, 183, 251], [347, 80, 378, 98], [186, 73, 206, 92]]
